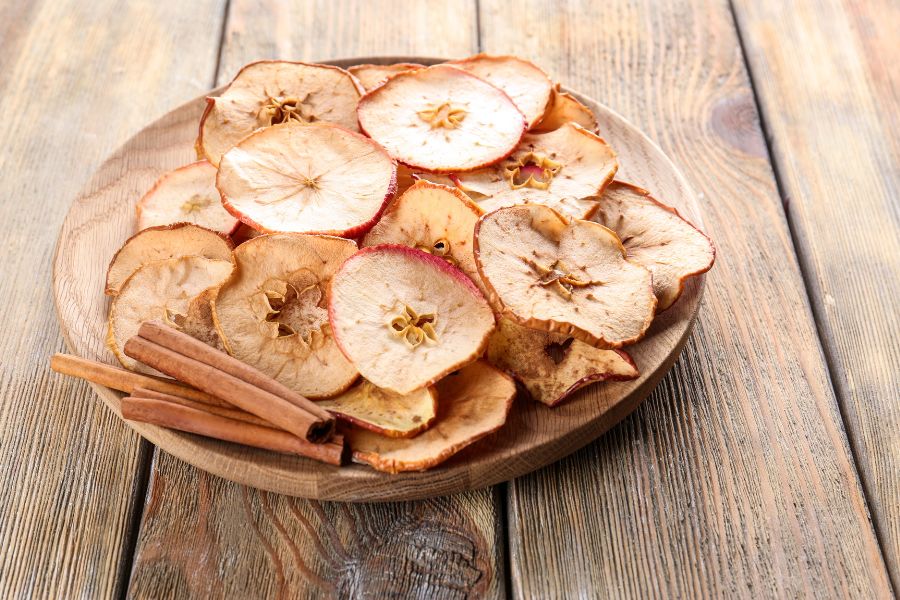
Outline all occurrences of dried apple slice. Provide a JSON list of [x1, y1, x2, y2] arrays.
[[318, 381, 437, 438], [487, 318, 638, 406], [454, 122, 616, 219], [348, 62, 423, 91], [361, 180, 484, 291], [329, 245, 495, 395], [475, 203, 656, 348], [105, 223, 233, 296], [212, 233, 359, 399], [593, 182, 716, 310], [197, 60, 363, 166], [107, 256, 234, 373], [136, 161, 239, 235], [448, 54, 553, 129], [172, 288, 226, 352], [411, 171, 457, 187], [216, 122, 397, 237], [532, 85, 598, 133], [347, 361, 515, 473], [357, 64, 526, 173]]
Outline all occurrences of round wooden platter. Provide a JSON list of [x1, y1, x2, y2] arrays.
[[53, 57, 706, 502]]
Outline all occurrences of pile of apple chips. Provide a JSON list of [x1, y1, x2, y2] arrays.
[[105, 55, 715, 473]]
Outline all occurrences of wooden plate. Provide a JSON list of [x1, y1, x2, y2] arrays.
[[53, 57, 705, 502]]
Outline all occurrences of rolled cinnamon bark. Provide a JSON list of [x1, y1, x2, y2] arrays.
[[131, 387, 271, 428]]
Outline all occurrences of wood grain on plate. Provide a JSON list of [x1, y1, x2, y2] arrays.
[[53, 59, 704, 502], [478, 0, 894, 597]]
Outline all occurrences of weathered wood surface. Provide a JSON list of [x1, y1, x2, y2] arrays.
[[477, 0, 895, 597], [0, 1, 225, 598], [127, 1, 505, 597], [733, 0, 900, 587]]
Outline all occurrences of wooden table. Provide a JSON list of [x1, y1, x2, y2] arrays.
[[1, 1, 896, 597]]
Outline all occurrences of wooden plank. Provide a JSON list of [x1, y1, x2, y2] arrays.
[[128, 2, 506, 597], [476, 0, 894, 596], [732, 0, 900, 586], [0, 1, 225, 598]]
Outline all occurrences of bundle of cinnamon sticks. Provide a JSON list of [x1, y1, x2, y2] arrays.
[[51, 321, 346, 466]]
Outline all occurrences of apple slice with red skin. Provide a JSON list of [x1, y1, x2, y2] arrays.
[[329, 244, 496, 395], [593, 181, 716, 310], [348, 62, 424, 91], [216, 122, 397, 238], [318, 381, 437, 438], [475, 203, 656, 349], [197, 60, 363, 166], [487, 318, 638, 407], [357, 64, 526, 173], [532, 85, 599, 133], [346, 360, 515, 473]]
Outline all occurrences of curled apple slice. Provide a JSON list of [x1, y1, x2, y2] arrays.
[[361, 180, 484, 291], [487, 318, 638, 407], [454, 122, 616, 219], [347, 361, 515, 473], [329, 245, 495, 395], [532, 85, 598, 133], [593, 182, 716, 310], [216, 122, 397, 237], [348, 62, 423, 91], [107, 256, 234, 373], [475, 203, 656, 348], [318, 381, 437, 438], [105, 223, 233, 296], [357, 64, 526, 173], [212, 234, 359, 399], [197, 60, 363, 166], [448, 54, 553, 129], [136, 161, 239, 235]]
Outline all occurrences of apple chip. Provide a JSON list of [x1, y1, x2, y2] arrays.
[[136, 161, 239, 235], [329, 245, 495, 395], [411, 171, 458, 187], [197, 60, 363, 166], [593, 182, 716, 310], [348, 62, 423, 91], [361, 180, 484, 291], [454, 122, 616, 219], [448, 54, 553, 129], [212, 234, 359, 399], [475, 203, 656, 348], [172, 288, 226, 352], [357, 64, 526, 173], [347, 361, 515, 473], [217, 122, 397, 237], [318, 381, 437, 438], [107, 256, 233, 373], [105, 223, 233, 296], [532, 85, 598, 133], [487, 318, 638, 406]]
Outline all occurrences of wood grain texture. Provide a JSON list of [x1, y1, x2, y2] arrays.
[[0, 1, 225, 598], [477, 0, 895, 597], [732, 0, 900, 586]]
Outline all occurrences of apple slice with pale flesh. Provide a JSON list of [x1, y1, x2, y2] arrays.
[[197, 60, 363, 166], [361, 180, 485, 292], [136, 161, 239, 235], [487, 318, 638, 407], [216, 122, 397, 237], [475, 203, 656, 348], [357, 64, 526, 173], [107, 256, 234, 373], [318, 381, 437, 438], [212, 233, 359, 399], [105, 223, 233, 296], [532, 85, 598, 133], [593, 181, 716, 310], [454, 122, 617, 219], [348, 62, 424, 91], [448, 54, 553, 129], [329, 245, 495, 395], [347, 360, 515, 473]]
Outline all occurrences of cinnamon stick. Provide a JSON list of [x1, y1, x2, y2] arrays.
[[132, 387, 271, 428], [50, 353, 230, 408], [123, 335, 333, 443], [121, 396, 346, 466]]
